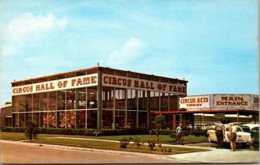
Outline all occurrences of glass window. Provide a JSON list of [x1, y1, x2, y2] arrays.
[[57, 91, 65, 110], [18, 95, 26, 112], [25, 95, 32, 112], [115, 88, 126, 109], [59, 112, 66, 128], [115, 110, 125, 128], [13, 96, 19, 112], [102, 87, 114, 109], [161, 92, 169, 111], [78, 111, 86, 128], [127, 111, 136, 128], [127, 89, 137, 110], [66, 111, 75, 128], [138, 112, 147, 129], [76, 88, 87, 109], [138, 90, 148, 111], [88, 87, 97, 109], [87, 110, 97, 129], [102, 110, 113, 128], [66, 89, 75, 110], [49, 91, 57, 110], [150, 91, 159, 111], [33, 94, 40, 111], [39, 93, 48, 111]]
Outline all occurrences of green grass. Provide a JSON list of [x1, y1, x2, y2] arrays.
[[0, 132, 209, 155], [30, 137, 208, 155]]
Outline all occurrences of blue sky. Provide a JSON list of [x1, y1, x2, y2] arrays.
[[0, 0, 258, 105]]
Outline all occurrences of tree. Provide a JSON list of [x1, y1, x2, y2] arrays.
[[24, 120, 38, 140], [154, 114, 167, 143]]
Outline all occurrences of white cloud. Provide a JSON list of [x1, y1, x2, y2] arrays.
[[1, 12, 67, 56], [108, 38, 146, 66]]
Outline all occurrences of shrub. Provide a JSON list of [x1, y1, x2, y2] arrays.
[[148, 140, 156, 150], [24, 121, 38, 140], [119, 137, 131, 148]]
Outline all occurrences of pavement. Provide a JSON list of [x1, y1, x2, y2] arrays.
[[2, 137, 260, 164]]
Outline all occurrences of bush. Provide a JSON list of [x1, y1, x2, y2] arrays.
[[119, 137, 131, 148], [24, 121, 38, 140], [1, 127, 149, 136], [148, 140, 156, 150]]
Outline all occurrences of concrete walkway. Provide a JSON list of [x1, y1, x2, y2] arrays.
[[50, 136, 260, 163]]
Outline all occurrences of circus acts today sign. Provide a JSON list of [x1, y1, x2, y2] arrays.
[[179, 95, 210, 109]]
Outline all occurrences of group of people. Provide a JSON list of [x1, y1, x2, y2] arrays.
[[176, 121, 238, 151], [215, 121, 237, 151]]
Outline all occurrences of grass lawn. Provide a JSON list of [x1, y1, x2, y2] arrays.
[[0, 132, 209, 155]]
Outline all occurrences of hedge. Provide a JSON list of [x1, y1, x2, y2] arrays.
[[0, 127, 149, 136], [0, 127, 208, 137]]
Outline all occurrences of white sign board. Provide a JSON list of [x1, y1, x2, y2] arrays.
[[102, 74, 186, 94], [12, 73, 98, 96], [212, 94, 252, 109], [179, 95, 210, 109]]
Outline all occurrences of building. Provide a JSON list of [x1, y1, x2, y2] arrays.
[[178, 94, 259, 127], [0, 104, 12, 127], [11, 66, 188, 130]]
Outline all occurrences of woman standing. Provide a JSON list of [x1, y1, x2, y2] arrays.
[[229, 124, 237, 151]]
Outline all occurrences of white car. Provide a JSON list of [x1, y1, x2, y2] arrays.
[[207, 124, 252, 145], [240, 123, 259, 133]]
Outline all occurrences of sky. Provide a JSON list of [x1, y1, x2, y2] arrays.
[[0, 0, 258, 105]]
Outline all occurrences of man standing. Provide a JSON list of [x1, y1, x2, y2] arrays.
[[176, 123, 184, 145], [215, 121, 225, 148]]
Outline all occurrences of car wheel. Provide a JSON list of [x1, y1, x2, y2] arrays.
[[208, 136, 212, 143]]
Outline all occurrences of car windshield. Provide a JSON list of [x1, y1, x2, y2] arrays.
[[252, 127, 259, 132], [241, 126, 250, 132]]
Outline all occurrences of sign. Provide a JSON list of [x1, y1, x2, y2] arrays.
[[102, 74, 186, 94], [212, 94, 251, 109], [12, 73, 98, 96], [179, 95, 210, 109]]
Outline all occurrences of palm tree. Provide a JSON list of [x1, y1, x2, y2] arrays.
[[154, 114, 167, 143], [24, 120, 38, 140]]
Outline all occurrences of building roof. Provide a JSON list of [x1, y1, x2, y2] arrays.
[[0, 104, 12, 109], [11, 66, 188, 86]]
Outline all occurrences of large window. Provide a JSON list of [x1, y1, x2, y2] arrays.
[[161, 92, 169, 111], [88, 87, 97, 109], [39, 93, 48, 111], [49, 91, 57, 110], [66, 89, 75, 110], [138, 90, 148, 110], [77, 88, 87, 109], [115, 88, 126, 109], [102, 87, 114, 109], [102, 110, 113, 128], [115, 110, 125, 128], [127, 89, 137, 110], [150, 91, 159, 111], [57, 91, 65, 110]]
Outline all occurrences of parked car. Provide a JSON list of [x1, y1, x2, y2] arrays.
[[240, 123, 259, 149], [207, 124, 252, 146], [240, 123, 259, 133]]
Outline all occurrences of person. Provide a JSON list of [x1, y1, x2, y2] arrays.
[[215, 121, 225, 148], [176, 123, 184, 145], [228, 124, 237, 151]]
